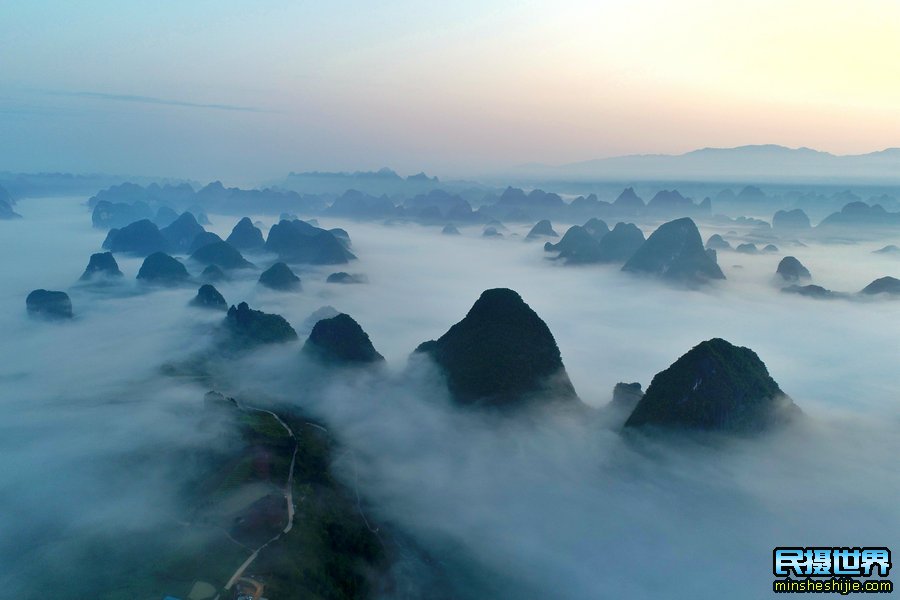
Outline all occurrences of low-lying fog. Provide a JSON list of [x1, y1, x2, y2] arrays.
[[2, 197, 898, 598]]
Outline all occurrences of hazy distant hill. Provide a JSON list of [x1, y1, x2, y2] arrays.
[[516, 145, 900, 183]]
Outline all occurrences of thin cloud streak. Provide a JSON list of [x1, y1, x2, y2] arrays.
[[41, 89, 272, 113]]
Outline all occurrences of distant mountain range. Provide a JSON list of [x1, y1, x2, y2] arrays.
[[515, 145, 900, 183]]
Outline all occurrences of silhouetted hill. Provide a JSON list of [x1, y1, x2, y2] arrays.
[[545, 226, 602, 264], [190, 284, 227, 311], [326, 272, 366, 284], [705, 234, 731, 250], [0, 195, 20, 219], [187, 231, 223, 254], [327, 190, 397, 219], [91, 200, 153, 229], [860, 276, 900, 296], [818, 202, 900, 229], [782, 284, 838, 299], [776, 257, 811, 282], [517, 145, 900, 182], [226, 217, 265, 251], [26, 289, 73, 320], [772, 209, 811, 231], [259, 262, 301, 291], [265, 219, 356, 264], [597, 222, 645, 263], [415, 288, 579, 407], [79, 252, 123, 281], [190, 241, 253, 270], [160, 212, 206, 253], [613, 187, 644, 214], [102, 219, 168, 256], [136, 252, 190, 284], [622, 217, 725, 284], [625, 338, 797, 432], [302, 313, 384, 365], [609, 382, 643, 412], [526, 219, 558, 240], [223, 302, 298, 347]]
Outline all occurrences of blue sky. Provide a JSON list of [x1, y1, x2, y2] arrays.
[[2, 1, 899, 182]]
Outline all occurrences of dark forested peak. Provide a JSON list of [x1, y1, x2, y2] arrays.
[[442, 224, 461, 235], [79, 252, 123, 281], [772, 209, 811, 230], [259, 262, 302, 291], [622, 217, 725, 284], [190, 284, 227, 311], [860, 276, 900, 296], [545, 225, 602, 264], [302, 313, 384, 365], [136, 252, 190, 283], [326, 272, 367, 284], [597, 222, 645, 263], [188, 231, 223, 254], [526, 219, 558, 239], [226, 217, 265, 250], [776, 256, 811, 282], [625, 338, 796, 433], [782, 284, 838, 299], [736, 243, 759, 254], [582, 218, 610, 240], [415, 288, 579, 407], [264, 219, 356, 264], [189, 241, 254, 270], [26, 289, 73, 320], [102, 219, 167, 256], [223, 302, 298, 346], [160, 212, 205, 253], [705, 234, 731, 250]]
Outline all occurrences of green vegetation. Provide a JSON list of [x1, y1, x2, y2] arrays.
[[251, 419, 386, 599], [416, 288, 578, 406], [625, 338, 796, 432]]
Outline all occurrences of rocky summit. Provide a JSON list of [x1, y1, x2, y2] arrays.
[[26, 289, 73, 320], [415, 288, 579, 407], [545, 225, 602, 264], [190, 284, 227, 311], [860, 276, 900, 296], [622, 217, 725, 284], [160, 212, 206, 254], [526, 219, 558, 240], [136, 252, 190, 284], [79, 252, 123, 281], [596, 222, 645, 263], [776, 256, 811, 282], [302, 313, 384, 365], [265, 219, 356, 264], [609, 382, 643, 412], [189, 241, 254, 270], [223, 302, 298, 347], [624, 338, 797, 433], [102, 219, 168, 256], [326, 272, 366, 284], [258, 262, 302, 291], [226, 217, 265, 251]]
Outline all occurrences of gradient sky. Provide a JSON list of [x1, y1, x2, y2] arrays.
[[2, 0, 900, 182]]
